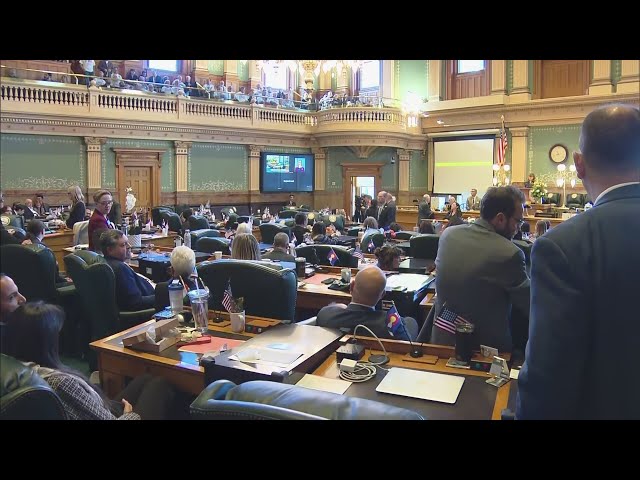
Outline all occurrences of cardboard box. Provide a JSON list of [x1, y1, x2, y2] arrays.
[[122, 318, 180, 353]]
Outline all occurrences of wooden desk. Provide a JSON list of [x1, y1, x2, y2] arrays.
[[297, 273, 352, 310], [90, 312, 282, 397]]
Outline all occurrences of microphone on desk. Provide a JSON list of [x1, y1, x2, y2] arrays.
[[386, 302, 422, 358]]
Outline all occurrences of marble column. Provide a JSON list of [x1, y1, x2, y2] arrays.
[[491, 60, 507, 96], [509, 127, 529, 183], [313, 148, 327, 191], [510, 60, 531, 103], [588, 60, 613, 95], [174, 141, 191, 192], [84, 137, 106, 189], [427, 60, 443, 102], [617, 60, 640, 94]]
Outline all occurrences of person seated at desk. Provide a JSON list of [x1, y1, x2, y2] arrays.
[[374, 244, 403, 271], [466, 189, 482, 211], [25, 220, 70, 285], [418, 219, 436, 235], [362, 216, 381, 238], [445, 201, 464, 226], [292, 213, 311, 245], [66, 185, 86, 229], [316, 266, 419, 341], [180, 208, 193, 233], [33, 193, 50, 217], [231, 233, 261, 261], [101, 230, 156, 312], [263, 232, 296, 263], [155, 246, 198, 311], [23, 199, 39, 220], [531, 219, 548, 241], [4, 301, 178, 419], [310, 222, 338, 245]]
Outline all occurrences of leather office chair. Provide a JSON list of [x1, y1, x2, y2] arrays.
[[393, 231, 416, 241], [237, 215, 252, 225], [197, 259, 297, 321], [151, 206, 174, 226], [190, 229, 221, 250], [295, 244, 358, 267], [566, 193, 585, 209], [1, 354, 67, 420], [361, 232, 385, 252], [63, 251, 156, 370], [72, 220, 89, 245], [225, 213, 239, 231], [298, 205, 311, 212], [542, 192, 561, 206], [346, 226, 361, 237], [190, 379, 424, 420], [410, 234, 440, 260], [320, 214, 345, 232], [259, 223, 291, 244], [188, 215, 209, 231], [220, 207, 237, 218], [278, 210, 298, 219], [0, 244, 75, 303], [161, 211, 182, 232], [1, 214, 24, 229], [197, 237, 231, 255]]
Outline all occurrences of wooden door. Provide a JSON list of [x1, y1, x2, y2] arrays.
[[341, 163, 384, 216], [533, 60, 590, 99], [122, 166, 152, 208]]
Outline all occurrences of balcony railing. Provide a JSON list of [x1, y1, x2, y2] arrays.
[[0, 78, 415, 136]]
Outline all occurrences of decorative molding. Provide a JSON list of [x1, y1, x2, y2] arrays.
[[248, 144, 263, 157], [509, 127, 530, 137], [347, 146, 379, 159], [174, 140, 192, 152]]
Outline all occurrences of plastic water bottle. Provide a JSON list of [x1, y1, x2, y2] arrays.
[[168, 280, 184, 316], [184, 229, 191, 249]]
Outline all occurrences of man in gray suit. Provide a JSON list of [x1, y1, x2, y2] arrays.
[[422, 186, 529, 353], [517, 104, 640, 420], [418, 194, 434, 221]]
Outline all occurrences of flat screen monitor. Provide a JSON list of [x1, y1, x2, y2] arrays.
[[260, 152, 314, 193]]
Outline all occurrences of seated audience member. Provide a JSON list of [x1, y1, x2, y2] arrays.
[[362, 216, 381, 238], [88, 190, 115, 251], [263, 232, 296, 263], [388, 222, 402, 233], [25, 220, 69, 285], [101, 230, 156, 312], [418, 219, 436, 235], [445, 201, 463, 222], [532, 220, 548, 240], [5, 301, 177, 419], [375, 244, 403, 271], [292, 213, 309, 245], [23, 199, 38, 220], [155, 246, 198, 310], [94, 70, 107, 88], [426, 186, 529, 352], [444, 195, 457, 212], [33, 193, 50, 218], [316, 266, 419, 341], [66, 185, 86, 229], [513, 221, 532, 241], [230, 233, 261, 261], [12, 203, 25, 217], [180, 209, 193, 233], [1, 273, 27, 352], [310, 222, 337, 245], [418, 194, 434, 221]]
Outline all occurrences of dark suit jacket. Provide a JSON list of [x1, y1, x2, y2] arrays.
[[105, 255, 156, 312], [286, 201, 297, 207], [430, 218, 530, 352], [378, 202, 397, 230], [66, 201, 86, 229], [262, 249, 296, 263], [292, 225, 308, 245], [517, 183, 640, 419], [364, 204, 377, 221], [316, 303, 413, 341], [418, 201, 434, 220], [22, 208, 35, 221]]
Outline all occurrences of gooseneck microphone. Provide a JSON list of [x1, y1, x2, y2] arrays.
[[399, 318, 423, 358]]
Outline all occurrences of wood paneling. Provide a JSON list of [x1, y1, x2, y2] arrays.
[[446, 61, 491, 100], [123, 166, 152, 208], [1, 60, 71, 81], [534, 60, 590, 99], [114, 149, 164, 208]]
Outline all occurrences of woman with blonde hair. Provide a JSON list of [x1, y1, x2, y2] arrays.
[[65, 185, 86, 229], [231, 233, 261, 261]]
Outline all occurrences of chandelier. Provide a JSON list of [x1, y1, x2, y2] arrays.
[[253, 60, 365, 91]]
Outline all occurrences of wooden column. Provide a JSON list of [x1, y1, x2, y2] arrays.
[[491, 60, 507, 96], [174, 141, 191, 192], [510, 127, 529, 184], [428, 60, 443, 102], [617, 60, 640, 94], [510, 60, 531, 103], [223, 60, 239, 90], [248, 145, 262, 193], [589, 60, 613, 95], [397, 149, 411, 193], [84, 137, 106, 189], [313, 148, 327, 191]]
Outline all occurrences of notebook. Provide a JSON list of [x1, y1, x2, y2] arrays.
[[375, 367, 465, 404]]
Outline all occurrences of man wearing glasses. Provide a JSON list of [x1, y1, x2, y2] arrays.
[[419, 186, 530, 353], [88, 190, 116, 251]]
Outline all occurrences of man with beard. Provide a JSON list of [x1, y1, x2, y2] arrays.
[[421, 186, 529, 352]]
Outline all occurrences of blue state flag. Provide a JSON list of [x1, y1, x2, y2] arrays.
[[327, 248, 339, 266], [386, 304, 402, 337]]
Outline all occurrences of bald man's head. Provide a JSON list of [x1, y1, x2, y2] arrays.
[[423, 194, 431, 203], [350, 266, 387, 307]]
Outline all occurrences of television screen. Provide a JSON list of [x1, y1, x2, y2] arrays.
[[260, 152, 314, 193]]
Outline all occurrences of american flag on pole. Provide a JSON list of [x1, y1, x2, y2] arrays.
[[498, 115, 508, 166], [434, 305, 471, 334], [367, 239, 375, 253], [222, 280, 236, 313], [353, 246, 364, 260]]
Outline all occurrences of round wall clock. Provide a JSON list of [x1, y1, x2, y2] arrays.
[[549, 144, 568, 163]]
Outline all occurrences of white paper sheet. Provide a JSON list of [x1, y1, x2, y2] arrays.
[[385, 273, 434, 292], [296, 374, 351, 395], [229, 346, 303, 368]]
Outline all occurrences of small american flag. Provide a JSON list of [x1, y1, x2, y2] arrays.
[[353, 247, 364, 260], [434, 305, 471, 334], [222, 281, 236, 313], [498, 115, 508, 166], [327, 248, 339, 266]]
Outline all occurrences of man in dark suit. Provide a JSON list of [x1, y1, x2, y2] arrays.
[[100, 229, 156, 312], [263, 232, 296, 263], [423, 186, 529, 352], [285, 194, 296, 207], [418, 194, 434, 221], [364, 195, 377, 221], [316, 266, 418, 341], [377, 192, 396, 230], [291, 213, 309, 245], [517, 104, 640, 420]]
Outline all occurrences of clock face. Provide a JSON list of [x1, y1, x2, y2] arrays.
[[550, 144, 568, 163]]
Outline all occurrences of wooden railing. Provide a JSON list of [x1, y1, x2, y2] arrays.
[[0, 78, 411, 135]]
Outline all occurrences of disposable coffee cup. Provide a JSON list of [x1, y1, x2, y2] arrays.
[[214, 251, 223, 260], [341, 268, 351, 283], [455, 323, 475, 363], [230, 311, 245, 333], [295, 257, 306, 278]]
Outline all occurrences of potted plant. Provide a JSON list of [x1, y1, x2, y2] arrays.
[[530, 180, 548, 204]]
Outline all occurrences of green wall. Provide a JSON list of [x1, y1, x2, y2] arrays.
[[396, 60, 429, 104], [188, 143, 247, 191], [326, 147, 397, 192], [208, 61, 224, 75], [528, 125, 582, 185], [0, 134, 85, 190], [409, 149, 428, 190], [238, 61, 249, 81], [102, 139, 174, 191]]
